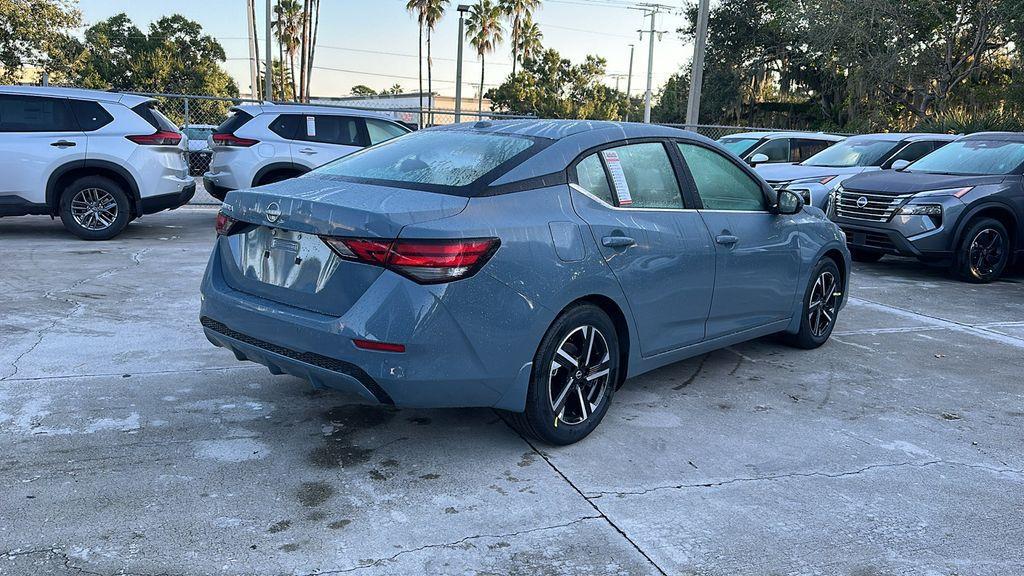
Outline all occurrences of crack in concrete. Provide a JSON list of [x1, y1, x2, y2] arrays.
[[585, 459, 1024, 499], [0, 364, 254, 384], [306, 516, 604, 574], [2, 248, 150, 381]]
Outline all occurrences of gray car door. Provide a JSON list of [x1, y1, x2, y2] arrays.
[[569, 141, 716, 357], [675, 141, 803, 339]]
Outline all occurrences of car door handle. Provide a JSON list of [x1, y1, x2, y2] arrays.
[[50, 140, 76, 148], [602, 235, 636, 248], [299, 148, 317, 155], [716, 234, 739, 245]]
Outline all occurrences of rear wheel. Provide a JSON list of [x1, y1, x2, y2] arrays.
[[849, 247, 884, 263], [505, 304, 619, 445], [254, 170, 302, 187], [955, 217, 1009, 283], [58, 176, 131, 241], [783, 258, 842, 350]]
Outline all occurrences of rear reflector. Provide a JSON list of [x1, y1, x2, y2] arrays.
[[353, 339, 406, 353], [212, 133, 259, 147], [126, 130, 182, 145], [321, 236, 500, 284]]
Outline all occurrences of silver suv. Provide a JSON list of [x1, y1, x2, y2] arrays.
[[202, 104, 410, 201]]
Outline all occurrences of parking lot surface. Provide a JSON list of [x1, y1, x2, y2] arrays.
[[2, 207, 1023, 576]]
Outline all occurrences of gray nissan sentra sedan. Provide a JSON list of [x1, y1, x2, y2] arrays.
[[200, 120, 851, 444]]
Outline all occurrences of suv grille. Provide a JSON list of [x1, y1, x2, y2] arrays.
[[834, 188, 911, 222]]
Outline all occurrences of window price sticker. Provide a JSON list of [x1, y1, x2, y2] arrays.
[[306, 116, 317, 137], [601, 149, 632, 206]]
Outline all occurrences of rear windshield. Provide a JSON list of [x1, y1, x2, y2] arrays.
[[311, 130, 539, 192], [215, 110, 254, 134], [908, 140, 1024, 176], [802, 138, 899, 168], [183, 126, 213, 140], [131, 103, 178, 132]]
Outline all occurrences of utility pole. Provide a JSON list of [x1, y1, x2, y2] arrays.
[[633, 5, 667, 123], [625, 43, 635, 122], [686, 0, 710, 128], [246, 0, 258, 99], [455, 5, 470, 124], [264, 0, 273, 103]]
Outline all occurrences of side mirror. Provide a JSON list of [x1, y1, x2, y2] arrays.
[[890, 159, 911, 171], [775, 189, 804, 215], [748, 153, 770, 166]]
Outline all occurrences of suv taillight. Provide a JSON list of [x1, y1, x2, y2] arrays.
[[126, 130, 182, 145], [212, 133, 259, 147], [321, 237, 500, 284]]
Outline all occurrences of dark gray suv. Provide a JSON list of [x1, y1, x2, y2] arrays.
[[832, 132, 1024, 282]]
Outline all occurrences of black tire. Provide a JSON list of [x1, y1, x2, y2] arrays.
[[505, 304, 620, 446], [850, 248, 884, 263], [782, 258, 842, 350], [58, 176, 131, 241], [954, 217, 1010, 283]]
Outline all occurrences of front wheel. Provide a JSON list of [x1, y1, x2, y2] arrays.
[[954, 217, 1010, 283], [783, 258, 842, 350], [505, 304, 619, 446]]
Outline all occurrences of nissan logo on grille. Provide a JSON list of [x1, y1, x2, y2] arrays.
[[856, 196, 869, 208], [265, 202, 282, 223]]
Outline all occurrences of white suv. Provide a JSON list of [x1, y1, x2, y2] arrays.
[[202, 104, 410, 200], [0, 86, 195, 240]]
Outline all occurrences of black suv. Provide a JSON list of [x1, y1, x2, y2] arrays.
[[832, 132, 1024, 282]]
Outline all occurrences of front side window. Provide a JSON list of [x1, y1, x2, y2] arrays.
[[717, 137, 761, 157], [599, 142, 683, 209], [677, 142, 767, 211], [0, 95, 77, 132], [886, 141, 936, 166], [750, 138, 790, 162], [312, 130, 537, 189], [366, 119, 409, 145], [301, 115, 361, 146], [574, 153, 614, 205], [908, 140, 1024, 176], [802, 137, 900, 168]]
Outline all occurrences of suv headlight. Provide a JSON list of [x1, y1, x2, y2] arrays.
[[898, 204, 942, 216]]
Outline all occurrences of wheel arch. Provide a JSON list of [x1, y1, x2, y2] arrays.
[[251, 162, 309, 187], [46, 160, 141, 216], [560, 294, 632, 389], [953, 202, 1019, 253]]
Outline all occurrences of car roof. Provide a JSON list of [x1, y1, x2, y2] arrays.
[[233, 103, 395, 120], [0, 85, 154, 107], [959, 131, 1024, 143], [719, 131, 846, 142], [845, 132, 960, 143]]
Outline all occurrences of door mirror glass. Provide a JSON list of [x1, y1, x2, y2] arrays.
[[890, 159, 911, 171], [775, 189, 804, 215], [748, 153, 770, 165]]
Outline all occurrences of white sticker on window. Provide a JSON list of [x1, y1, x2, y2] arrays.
[[306, 116, 316, 137], [601, 149, 632, 206]]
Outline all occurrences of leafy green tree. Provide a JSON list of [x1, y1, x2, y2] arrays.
[[350, 84, 377, 96], [466, 0, 504, 113], [0, 0, 81, 83], [500, 0, 540, 75], [515, 15, 543, 65], [273, 0, 303, 100]]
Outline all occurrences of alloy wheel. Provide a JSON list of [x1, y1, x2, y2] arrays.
[[71, 188, 118, 231], [968, 228, 1005, 279], [808, 270, 838, 338], [548, 325, 611, 426]]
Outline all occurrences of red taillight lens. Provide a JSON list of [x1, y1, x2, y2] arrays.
[[352, 339, 406, 353], [126, 130, 182, 145], [212, 133, 259, 147], [215, 211, 239, 235], [321, 237, 500, 284]]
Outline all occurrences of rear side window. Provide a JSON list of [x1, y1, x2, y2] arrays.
[[216, 110, 254, 134], [131, 103, 178, 132], [366, 118, 409, 145], [575, 153, 615, 205], [791, 139, 831, 163], [300, 115, 362, 146], [599, 143, 683, 209], [69, 99, 114, 131], [677, 142, 767, 211], [0, 95, 77, 132], [268, 114, 300, 139]]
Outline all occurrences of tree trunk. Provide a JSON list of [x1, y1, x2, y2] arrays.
[[417, 23, 423, 128], [306, 0, 320, 101], [299, 0, 310, 102], [278, 38, 285, 100], [289, 51, 298, 100], [427, 27, 433, 126], [478, 54, 485, 115], [511, 16, 519, 76]]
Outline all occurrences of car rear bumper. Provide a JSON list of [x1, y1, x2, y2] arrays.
[[140, 181, 196, 215]]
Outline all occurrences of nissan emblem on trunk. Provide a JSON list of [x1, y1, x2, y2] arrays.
[[265, 202, 282, 223]]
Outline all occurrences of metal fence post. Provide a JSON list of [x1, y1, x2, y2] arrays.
[[183, 97, 190, 129]]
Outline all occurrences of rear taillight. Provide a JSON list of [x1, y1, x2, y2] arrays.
[[321, 237, 500, 284], [126, 130, 182, 145], [212, 133, 259, 147], [215, 211, 239, 235]]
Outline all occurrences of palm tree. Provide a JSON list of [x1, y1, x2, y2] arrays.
[[424, 0, 449, 125], [466, 0, 504, 114], [500, 0, 539, 76], [273, 0, 303, 101], [406, 0, 429, 124], [515, 15, 543, 67]]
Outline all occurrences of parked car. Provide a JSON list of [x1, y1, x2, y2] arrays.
[[200, 120, 850, 445], [831, 132, 1024, 282], [717, 131, 845, 166], [182, 123, 216, 177], [0, 86, 194, 240], [202, 104, 411, 201], [757, 133, 959, 210]]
